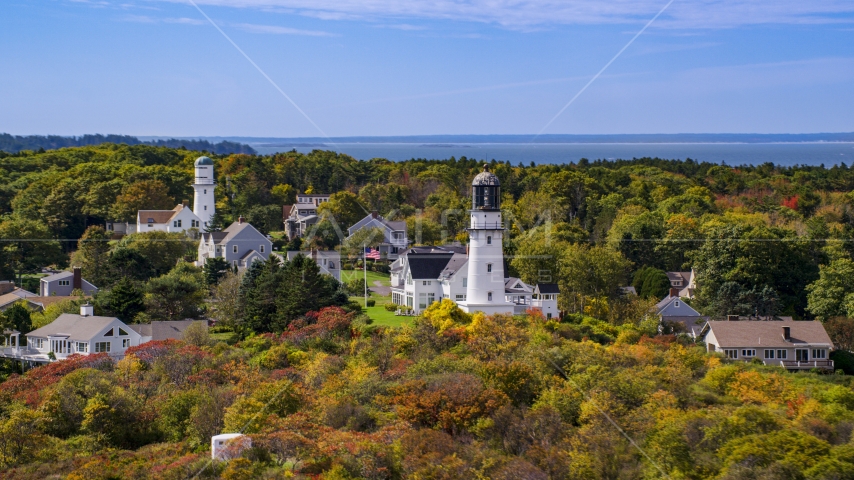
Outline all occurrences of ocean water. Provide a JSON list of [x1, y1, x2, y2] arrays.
[[252, 142, 854, 167]]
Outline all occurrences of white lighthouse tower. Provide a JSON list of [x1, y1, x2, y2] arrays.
[[192, 156, 216, 229], [459, 165, 513, 315]]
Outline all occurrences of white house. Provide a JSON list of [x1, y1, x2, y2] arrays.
[[284, 193, 331, 239], [197, 218, 272, 269], [701, 320, 834, 371], [132, 156, 216, 235], [211, 433, 251, 460], [23, 304, 143, 361], [389, 168, 560, 318], [347, 211, 408, 259], [136, 203, 202, 234]]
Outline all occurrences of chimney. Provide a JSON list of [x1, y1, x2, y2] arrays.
[[80, 303, 94, 317], [311, 249, 318, 261], [371, 210, 378, 219], [782, 326, 791, 341], [73, 267, 82, 290], [669, 287, 679, 298], [182, 199, 189, 207], [727, 315, 739, 321], [238, 216, 245, 224]]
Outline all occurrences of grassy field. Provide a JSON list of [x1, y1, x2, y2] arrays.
[[340, 269, 390, 287], [349, 294, 414, 328]]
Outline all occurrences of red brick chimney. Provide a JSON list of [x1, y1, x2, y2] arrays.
[[238, 216, 245, 224], [782, 326, 791, 341], [371, 210, 378, 219], [669, 287, 678, 298], [73, 267, 82, 290]]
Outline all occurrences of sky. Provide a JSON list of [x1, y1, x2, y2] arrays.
[[1, 0, 853, 137]]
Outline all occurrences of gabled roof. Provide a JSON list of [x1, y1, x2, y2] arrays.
[[705, 320, 833, 348], [0, 293, 37, 310], [204, 221, 266, 245], [128, 320, 202, 341], [505, 277, 533, 293], [138, 209, 178, 224], [29, 296, 88, 309], [40, 271, 74, 282], [439, 254, 468, 279], [282, 205, 293, 218], [407, 253, 454, 279], [666, 272, 691, 284], [27, 313, 123, 341]]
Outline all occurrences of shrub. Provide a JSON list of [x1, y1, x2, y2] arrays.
[[384, 303, 398, 312], [366, 299, 376, 307]]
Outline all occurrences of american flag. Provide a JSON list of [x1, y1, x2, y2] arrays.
[[364, 247, 381, 260]]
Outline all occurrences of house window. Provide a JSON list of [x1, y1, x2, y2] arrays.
[[487, 236, 492, 245], [487, 264, 492, 273], [104, 328, 114, 337], [233, 260, 238, 267], [122, 339, 131, 348], [764, 349, 775, 359], [59, 280, 70, 286], [742, 349, 756, 357], [462, 278, 467, 287], [455, 294, 466, 301], [547, 313, 553, 319], [812, 349, 827, 359], [776, 350, 788, 360], [233, 245, 238, 253], [406, 274, 413, 285], [32, 339, 44, 349], [95, 342, 111, 353], [423, 281, 431, 286], [488, 292, 493, 301], [260, 245, 265, 253], [119, 328, 129, 336], [329, 262, 335, 269], [76, 342, 88, 353], [418, 292, 436, 310], [723, 349, 738, 359], [406, 295, 413, 307]]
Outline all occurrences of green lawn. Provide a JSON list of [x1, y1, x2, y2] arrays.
[[349, 294, 414, 328], [340, 269, 390, 287]]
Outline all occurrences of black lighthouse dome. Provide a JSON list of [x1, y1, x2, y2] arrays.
[[472, 164, 500, 210]]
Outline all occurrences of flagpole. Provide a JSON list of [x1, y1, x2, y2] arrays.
[[364, 245, 368, 308]]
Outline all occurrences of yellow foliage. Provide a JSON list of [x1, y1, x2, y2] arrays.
[[115, 354, 145, 379], [728, 370, 792, 405], [422, 298, 471, 333]]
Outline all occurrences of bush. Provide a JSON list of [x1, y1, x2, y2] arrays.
[[384, 303, 398, 312], [831, 350, 854, 375], [345, 278, 367, 295], [366, 299, 376, 307]]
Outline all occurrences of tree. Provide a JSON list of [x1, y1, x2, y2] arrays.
[[825, 317, 854, 351], [143, 263, 207, 321], [341, 226, 385, 258], [111, 179, 174, 221], [203, 257, 230, 286], [316, 191, 366, 229], [211, 270, 244, 334], [0, 217, 65, 281], [244, 204, 283, 235], [0, 302, 32, 334], [118, 231, 196, 276], [558, 244, 632, 313], [807, 258, 854, 321], [70, 226, 112, 287], [105, 247, 156, 284], [95, 277, 145, 322], [205, 210, 227, 233], [632, 267, 671, 299]]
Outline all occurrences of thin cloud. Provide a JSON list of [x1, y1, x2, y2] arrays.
[[151, 0, 854, 29], [232, 22, 337, 36], [374, 23, 427, 31], [120, 14, 205, 24]]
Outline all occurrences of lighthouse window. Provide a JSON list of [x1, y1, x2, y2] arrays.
[[204, 206, 208, 210], [204, 189, 207, 194], [487, 236, 492, 245], [488, 292, 493, 301], [487, 263, 492, 273]]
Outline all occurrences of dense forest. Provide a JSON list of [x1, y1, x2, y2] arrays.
[[0, 134, 255, 155], [3, 143, 854, 320], [4, 143, 854, 478]]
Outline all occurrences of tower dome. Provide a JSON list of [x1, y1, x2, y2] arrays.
[[472, 164, 500, 210], [195, 156, 214, 166]]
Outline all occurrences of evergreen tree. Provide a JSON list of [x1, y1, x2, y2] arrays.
[[71, 226, 112, 287], [203, 257, 229, 286], [0, 302, 32, 334], [105, 248, 156, 285], [205, 211, 227, 233], [96, 277, 145, 323]]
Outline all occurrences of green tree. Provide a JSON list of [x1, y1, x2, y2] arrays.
[[118, 231, 196, 276], [0, 217, 65, 281], [807, 257, 854, 321], [205, 210, 227, 233], [105, 247, 156, 284], [95, 277, 145, 322], [0, 302, 32, 334], [143, 263, 206, 321], [244, 204, 283, 235], [632, 267, 671, 299], [70, 226, 112, 287], [203, 257, 230, 286], [111, 179, 174, 222], [316, 191, 366, 229]]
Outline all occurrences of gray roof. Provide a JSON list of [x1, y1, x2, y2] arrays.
[[472, 165, 500, 186], [535, 283, 560, 294], [128, 320, 202, 341], [705, 320, 833, 348], [195, 156, 214, 166], [40, 271, 74, 282], [27, 314, 120, 341], [204, 221, 263, 245], [505, 277, 532, 293], [408, 253, 454, 279], [439, 254, 468, 279]]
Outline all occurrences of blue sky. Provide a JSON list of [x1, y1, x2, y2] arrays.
[[1, 0, 853, 137]]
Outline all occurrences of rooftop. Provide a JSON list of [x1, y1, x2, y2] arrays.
[[705, 320, 833, 348]]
